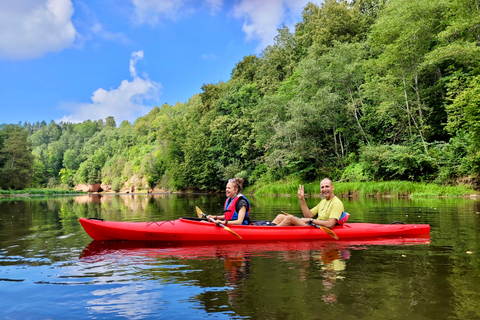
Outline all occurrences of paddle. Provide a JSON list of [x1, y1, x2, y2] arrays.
[[196, 206, 242, 239], [281, 211, 338, 240]]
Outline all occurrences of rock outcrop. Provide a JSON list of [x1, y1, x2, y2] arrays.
[[74, 183, 103, 192]]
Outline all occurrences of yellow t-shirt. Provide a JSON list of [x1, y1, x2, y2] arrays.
[[310, 196, 344, 221]]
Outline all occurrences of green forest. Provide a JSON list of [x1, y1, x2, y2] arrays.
[[1, 0, 479, 192]]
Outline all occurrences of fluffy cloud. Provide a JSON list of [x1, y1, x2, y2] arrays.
[[0, 0, 76, 60], [58, 51, 161, 124], [232, 0, 311, 50]]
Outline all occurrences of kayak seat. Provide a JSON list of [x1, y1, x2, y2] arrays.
[[337, 212, 350, 225]]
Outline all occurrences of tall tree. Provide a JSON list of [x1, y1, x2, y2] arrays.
[[294, 0, 376, 55], [0, 125, 34, 189], [365, 0, 447, 151], [256, 25, 297, 95]]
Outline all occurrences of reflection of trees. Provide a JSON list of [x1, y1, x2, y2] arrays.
[[68, 194, 224, 222]]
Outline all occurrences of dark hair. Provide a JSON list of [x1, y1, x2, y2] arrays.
[[228, 178, 244, 192]]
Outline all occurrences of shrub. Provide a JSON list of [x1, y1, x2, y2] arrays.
[[112, 177, 124, 193], [341, 163, 369, 182], [358, 143, 438, 182]]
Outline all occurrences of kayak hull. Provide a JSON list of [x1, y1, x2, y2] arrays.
[[79, 218, 430, 242]]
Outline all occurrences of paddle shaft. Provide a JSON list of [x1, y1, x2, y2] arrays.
[[204, 213, 229, 229], [196, 206, 242, 239]]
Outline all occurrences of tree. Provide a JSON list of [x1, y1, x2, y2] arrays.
[[0, 125, 34, 189], [294, 0, 376, 54], [231, 55, 259, 83], [256, 25, 298, 95], [254, 42, 367, 180], [423, 0, 480, 71], [105, 116, 117, 129], [198, 82, 227, 115], [446, 75, 480, 146], [365, 0, 447, 151]]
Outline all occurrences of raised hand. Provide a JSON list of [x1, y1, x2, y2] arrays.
[[297, 184, 305, 200]]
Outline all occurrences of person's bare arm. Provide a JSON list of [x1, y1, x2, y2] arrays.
[[298, 185, 315, 218]]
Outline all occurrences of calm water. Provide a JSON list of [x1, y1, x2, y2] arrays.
[[0, 194, 479, 319]]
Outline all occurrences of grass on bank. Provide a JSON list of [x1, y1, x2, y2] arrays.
[[248, 180, 478, 197], [0, 188, 86, 195]]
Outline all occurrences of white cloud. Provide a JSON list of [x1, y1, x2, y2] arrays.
[[232, 0, 311, 51], [204, 0, 223, 13], [201, 53, 217, 60], [129, 50, 144, 78], [90, 23, 131, 45], [130, 0, 190, 25], [58, 51, 162, 124], [130, 0, 224, 25], [0, 0, 76, 60]]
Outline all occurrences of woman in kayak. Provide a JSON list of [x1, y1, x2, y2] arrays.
[[207, 178, 251, 225], [272, 178, 346, 228]]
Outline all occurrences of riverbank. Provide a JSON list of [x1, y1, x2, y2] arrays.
[[0, 189, 86, 196], [246, 180, 479, 198], [2, 180, 478, 198]]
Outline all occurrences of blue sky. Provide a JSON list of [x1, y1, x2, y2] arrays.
[[0, 0, 313, 125]]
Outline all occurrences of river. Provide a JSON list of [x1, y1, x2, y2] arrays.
[[0, 194, 479, 319]]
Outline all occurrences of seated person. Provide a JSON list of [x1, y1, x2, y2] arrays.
[[272, 178, 345, 228], [207, 178, 251, 225]]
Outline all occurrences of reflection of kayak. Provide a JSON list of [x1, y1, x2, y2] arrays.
[[80, 237, 430, 261], [79, 217, 430, 242]]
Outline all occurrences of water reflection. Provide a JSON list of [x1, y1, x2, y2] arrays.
[[1, 194, 479, 319], [218, 248, 250, 304], [316, 247, 350, 303], [217, 245, 352, 305], [80, 238, 430, 312]]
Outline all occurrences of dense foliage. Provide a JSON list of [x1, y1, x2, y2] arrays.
[[1, 0, 479, 191]]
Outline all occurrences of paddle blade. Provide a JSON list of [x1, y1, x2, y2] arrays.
[[320, 226, 339, 240], [224, 226, 243, 239], [195, 206, 204, 218]]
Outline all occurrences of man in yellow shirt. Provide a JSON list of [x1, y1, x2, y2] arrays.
[[272, 178, 344, 228]]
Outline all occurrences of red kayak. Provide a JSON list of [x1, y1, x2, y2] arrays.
[[79, 217, 430, 242]]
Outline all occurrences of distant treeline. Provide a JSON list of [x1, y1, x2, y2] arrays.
[[1, 0, 479, 191]]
